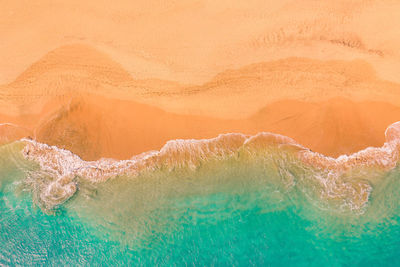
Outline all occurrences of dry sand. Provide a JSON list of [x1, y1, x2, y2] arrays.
[[1, 2, 400, 160], [2, 1, 400, 85]]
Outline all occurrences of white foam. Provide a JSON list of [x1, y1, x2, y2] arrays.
[[18, 121, 400, 211]]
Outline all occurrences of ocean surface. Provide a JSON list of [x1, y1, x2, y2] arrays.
[[1, 126, 400, 266]]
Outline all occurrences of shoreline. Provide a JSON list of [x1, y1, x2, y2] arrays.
[[1, 46, 400, 160], [15, 120, 400, 211], [2, 96, 400, 161]]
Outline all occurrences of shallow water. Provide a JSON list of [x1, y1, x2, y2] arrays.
[[1, 136, 400, 266]]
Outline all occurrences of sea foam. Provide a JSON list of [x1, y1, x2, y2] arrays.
[[19, 122, 400, 212]]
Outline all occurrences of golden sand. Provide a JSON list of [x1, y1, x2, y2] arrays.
[[1, 46, 400, 160], [1, 2, 400, 160]]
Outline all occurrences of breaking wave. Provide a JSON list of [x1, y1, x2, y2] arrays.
[[15, 121, 400, 213]]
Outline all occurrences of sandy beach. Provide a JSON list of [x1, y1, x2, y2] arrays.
[[1, 45, 400, 160], [1, 1, 400, 161], [4, 2, 400, 265]]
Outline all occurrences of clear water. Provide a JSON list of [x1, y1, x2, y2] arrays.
[[1, 142, 400, 266]]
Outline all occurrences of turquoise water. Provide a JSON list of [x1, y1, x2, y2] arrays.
[[1, 141, 400, 266]]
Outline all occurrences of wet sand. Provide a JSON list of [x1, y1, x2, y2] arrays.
[[1, 1, 400, 160], [1, 48, 400, 160]]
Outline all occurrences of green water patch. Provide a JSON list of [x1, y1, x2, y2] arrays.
[[2, 142, 400, 265]]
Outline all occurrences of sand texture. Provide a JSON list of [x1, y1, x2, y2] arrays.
[[1, 1, 400, 160]]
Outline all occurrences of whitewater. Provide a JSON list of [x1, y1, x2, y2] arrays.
[[1, 122, 400, 265]]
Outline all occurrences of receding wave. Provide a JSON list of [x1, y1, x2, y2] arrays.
[[13, 121, 400, 213]]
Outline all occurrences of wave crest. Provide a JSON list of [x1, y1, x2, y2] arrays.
[[19, 122, 400, 212]]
